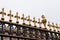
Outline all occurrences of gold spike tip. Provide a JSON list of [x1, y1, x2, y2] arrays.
[[33, 17, 35, 19], [9, 10, 11, 14], [56, 23, 59, 28], [16, 12, 18, 16], [48, 21, 50, 25], [22, 13, 24, 16], [7, 10, 13, 22], [28, 15, 30, 19], [26, 16, 31, 26], [52, 22, 54, 25], [56, 23, 58, 26], [28, 15, 30, 17], [8, 10, 13, 17], [0, 8, 6, 20], [38, 18, 41, 28], [16, 12, 18, 14], [21, 13, 24, 19], [52, 22, 54, 24], [2, 8, 4, 11], [27, 15, 32, 21], [38, 19, 40, 24], [48, 21, 51, 26], [21, 14, 26, 20], [14, 12, 20, 23], [48, 21, 52, 30], [0, 8, 6, 15], [32, 17, 37, 27], [38, 18, 40, 21], [33, 17, 35, 22], [15, 12, 20, 19], [52, 22, 56, 31], [2, 8, 6, 15], [52, 22, 55, 27], [48, 21, 50, 23], [41, 15, 45, 18], [56, 23, 58, 27]]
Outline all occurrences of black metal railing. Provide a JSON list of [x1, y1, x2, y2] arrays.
[[0, 20, 60, 40], [0, 8, 60, 40]]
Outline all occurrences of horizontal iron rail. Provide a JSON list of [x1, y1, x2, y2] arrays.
[[0, 20, 60, 34]]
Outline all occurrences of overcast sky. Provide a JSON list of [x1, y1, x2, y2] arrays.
[[0, 0, 60, 24]]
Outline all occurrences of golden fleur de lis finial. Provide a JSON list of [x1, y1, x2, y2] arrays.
[[15, 12, 20, 23], [8, 10, 13, 22], [41, 15, 47, 29], [32, 17, 37, 27], [52, 22, 56, 31], [48, 21, 51, 30], [27, 15, 32, 26], [38, 18, 41, 28], [21, 13, 26, 25], [55, 23, 59, 32], [55, 23, 58, 28], [0, 8, 6, 20]]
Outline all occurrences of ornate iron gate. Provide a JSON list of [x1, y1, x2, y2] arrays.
[[0, 8, 60, 40]]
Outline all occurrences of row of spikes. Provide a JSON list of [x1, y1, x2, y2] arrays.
[[48, 21, 60, 32], [0, 8, 46, 27], [0, 8, 60, 32]]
